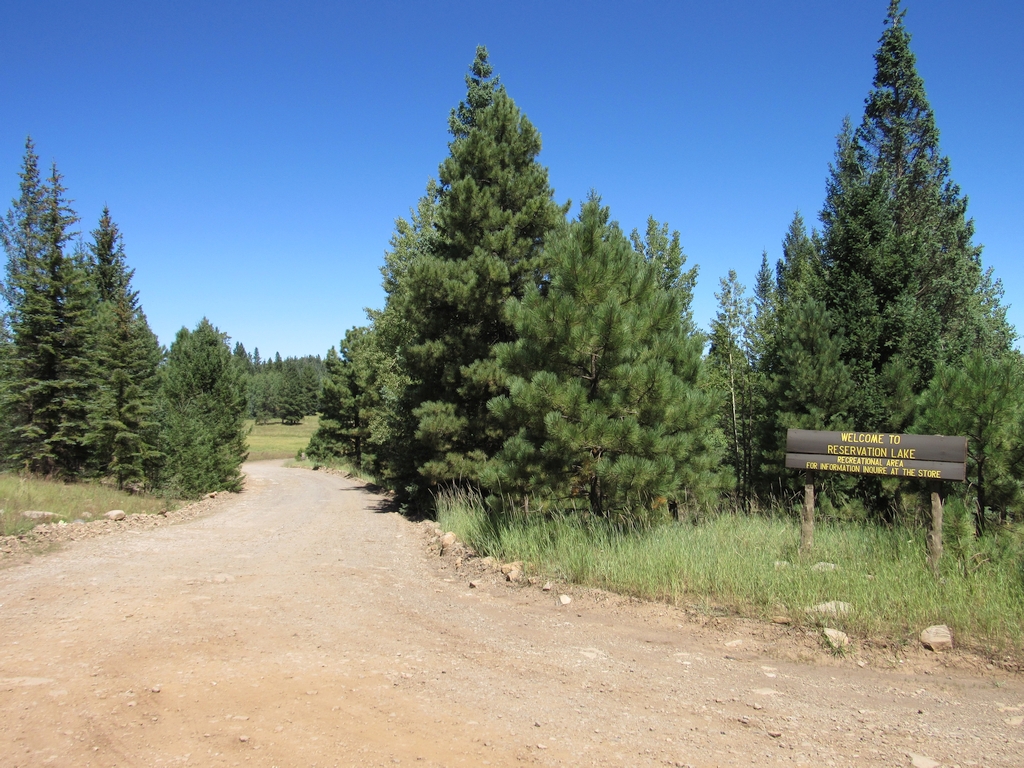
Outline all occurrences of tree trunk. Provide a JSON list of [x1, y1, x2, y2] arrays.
[[800, 470, 814, 554], [928, 481, 943, 576]]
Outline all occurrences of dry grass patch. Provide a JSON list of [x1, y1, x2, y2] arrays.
[[0, 474, 179, 536]]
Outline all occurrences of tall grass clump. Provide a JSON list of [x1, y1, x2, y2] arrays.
[[0, 473, 179, 536], [437, 490, 1024, 655]]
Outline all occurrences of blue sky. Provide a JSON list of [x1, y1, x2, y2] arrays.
[[2, 0, 1022, 358]]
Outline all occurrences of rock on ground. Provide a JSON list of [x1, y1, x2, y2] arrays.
[[920, 624, 953, 652]]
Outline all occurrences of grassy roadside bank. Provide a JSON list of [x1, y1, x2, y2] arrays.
[[0, 474, 179, 537], [437, 492, 1024, 658], [245, 415, 319, 460]]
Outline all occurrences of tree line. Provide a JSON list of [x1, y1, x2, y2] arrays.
[[308, 1, 1020, 533], [230, 345, 323, 426], [0, 141, 250, 498]]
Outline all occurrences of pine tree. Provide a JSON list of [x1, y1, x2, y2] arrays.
[[307, 328, 375, 469], [159, 319, 248, 497], [774, 298, 854, 434], [0, 138, 45, 319], [360, 184, 437, 488], [0, 149, 95, 476], [486, 197, 721, 524], [818, 0, 1011, 431], [277, 361, 308, 425], [391, 46, 566, 502], [87, 208, 163, 489], [629, 217, 698, 320], [917, 350, 1024, 533]]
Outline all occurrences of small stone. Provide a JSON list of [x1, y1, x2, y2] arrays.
[[151, 685, 161, 693], [920, 624, 953, 652], [768, 731, 782, 738], [907, 753, 940, 768], [542, 581, 553, 591], [806, 601, 851, 616], [468, 581, 480, 589], [823, 628, 850, 651], [105, 510, 126, 521], [535, 743, 546, 749], [771, 616, 791, 625], [501, 561, 523, 582], [724, 639, 743, 647], [811, 562, 837, 572], [559, 594, 572, 605], [238, 735, 249, 743], [480, 556, 496, 569], [206, 492, 218, 499], [440, 532, 458, 553]]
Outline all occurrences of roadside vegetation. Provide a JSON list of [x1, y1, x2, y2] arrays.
[[0, 474, 179, 537], [438, 490, 1024, 655]]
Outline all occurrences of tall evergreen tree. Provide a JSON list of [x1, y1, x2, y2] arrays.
[[87, 208, 163, 488], [307, 328, 376, 469], [390, 46, 566, 502], [486, 197, 721, 524], [0, 150, 95, 476], [817, 0, 1010, 432], [159, 319, 248, 497], [0, 138, 45, 319], [354, 184, 439, 487]]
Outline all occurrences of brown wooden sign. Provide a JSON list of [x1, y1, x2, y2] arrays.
[[785, 429, 967, 481]]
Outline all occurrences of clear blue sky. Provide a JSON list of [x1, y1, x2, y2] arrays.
[[2, 0, 1021, 358]]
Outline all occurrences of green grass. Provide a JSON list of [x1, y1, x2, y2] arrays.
[[438, 491, 1024, 656], [0, 474, 180, 537], [246, 415, 319, 460]]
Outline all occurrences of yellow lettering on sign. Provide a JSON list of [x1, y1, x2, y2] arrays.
[[828, 444, 888, 457], [840, 432, 887, 444]]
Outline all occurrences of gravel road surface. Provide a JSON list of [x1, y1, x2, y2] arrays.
[[1, 460, 1021, 767]]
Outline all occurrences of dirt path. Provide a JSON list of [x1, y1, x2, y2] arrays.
[[1, 460, 1021, 768]]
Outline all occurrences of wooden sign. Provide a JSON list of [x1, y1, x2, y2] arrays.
[[785, 429, 967, 481]]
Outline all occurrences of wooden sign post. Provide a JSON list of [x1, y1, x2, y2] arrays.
[[786, 429, 967, 570]]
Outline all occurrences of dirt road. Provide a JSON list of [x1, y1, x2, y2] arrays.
[[1, 460, 1021, 767]]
